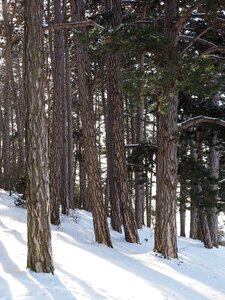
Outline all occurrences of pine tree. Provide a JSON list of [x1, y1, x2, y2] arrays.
[[24, 0, 54, 273]]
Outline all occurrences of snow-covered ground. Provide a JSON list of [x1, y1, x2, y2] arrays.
[[0, 190, 225, 300]]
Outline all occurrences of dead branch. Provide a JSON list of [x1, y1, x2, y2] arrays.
[[173, 0, 203, 32], [178, 116, 225, 130], [44, 20, 104, 31]]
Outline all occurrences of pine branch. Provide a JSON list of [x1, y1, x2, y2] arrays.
[[173, 0, 203, 32], [178, 116, 225, 130], [179, 34, 216, 48], [45, 20, 104, 31], [203, 46, 225, 55], [181, 27, 212, 55]]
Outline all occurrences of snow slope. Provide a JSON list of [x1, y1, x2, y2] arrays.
[[0, 190, 225, 300]]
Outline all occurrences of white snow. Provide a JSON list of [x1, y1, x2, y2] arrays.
[[0, 189, 225, 300]]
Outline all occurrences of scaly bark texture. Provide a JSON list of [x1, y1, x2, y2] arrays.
[[108, 0, 139, 243], [70, 0, 112, 247], [105, 0, 122, 232], [154, 0, 178, 258], [154, 89, 178, 258], [50, 0, 64, 224], [25, 0, 54, 273]]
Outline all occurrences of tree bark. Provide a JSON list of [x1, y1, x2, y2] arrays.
[[107, 0, 139, 243], [179, 178, 187, 237], [104, 0, 122, 233], [207, 94, 220, 247], [135, 55, 145, 229], [154, 90, 178, 258], [50, 0, 64, 224], [2, 0, 25, 180], [70, 0, 112, 247], [25, 0, 54, 273], [65, 29, 75, 209], [154, 0, 178, 259]]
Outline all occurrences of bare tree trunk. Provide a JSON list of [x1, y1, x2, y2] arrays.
[[2, 75, 11, 190], [61, 28, 69, 215], [179, 137, 188, 237], [65, 29, 75, 209], [50, 0, 64, 224], [207, 93, 220, 247], [179, 179, 186, 237], [25, 0, 54, 273], [199, 209, 213, 249], [104, 0, 122, 233], [70, 0, 112, 247], [2, 0, 25, 179], [79, 150, 87, 210], [196, 131, 213, 248], [135, 56, 145, 229], [189, 136, 198, 239]]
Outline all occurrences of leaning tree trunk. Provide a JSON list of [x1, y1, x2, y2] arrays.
[[154, 0, 178, 258], [70, 0, 112, 247], [25, 0, 54, 273]]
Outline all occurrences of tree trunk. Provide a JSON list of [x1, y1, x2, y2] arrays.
[[70, 0, 112, 247], [61, 28, 69, 215], [65, 29, 75, 209], [154, 0, 178, 259], [189, 135, 198, 239], [108, 0, 139, 243], [135, 56, 145, 229], [2, 0, 25, 180], [25, 0, 54, 273], [104, 0, 122, 233], [2, 75, 11, 190], [207, 93, 220, 247], [179, 178, 186, 237], [50, 0, 64, 224], [198, 209, 213, 249], [154, 90, 178, 258]]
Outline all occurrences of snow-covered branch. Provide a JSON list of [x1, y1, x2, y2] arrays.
[[178, 116, 225, 130]]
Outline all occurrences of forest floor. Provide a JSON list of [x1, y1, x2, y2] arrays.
[[0, 190, 225, 300]]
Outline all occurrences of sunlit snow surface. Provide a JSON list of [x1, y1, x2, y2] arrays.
[[0, 189, 225, 300]]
